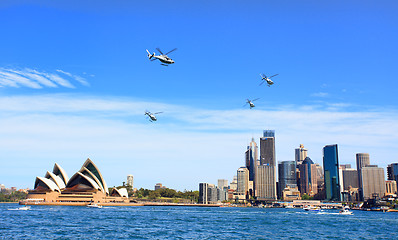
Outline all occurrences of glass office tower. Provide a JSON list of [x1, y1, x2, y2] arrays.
[[323, 144, 341, 201]]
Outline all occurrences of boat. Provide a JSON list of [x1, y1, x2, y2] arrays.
[[303, 205, 321, 212], [87, 203, 103, 208], [18, 205, 31, 210], [339, 206, 353, 215]]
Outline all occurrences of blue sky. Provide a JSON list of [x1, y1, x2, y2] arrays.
[[1, 1, 398, 191]]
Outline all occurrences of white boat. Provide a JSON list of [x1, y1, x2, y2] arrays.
[[87, 203, 102, 208], [18, 205, 31, 210], [339, 206, 353, 215], [303, 205, 321, 212]]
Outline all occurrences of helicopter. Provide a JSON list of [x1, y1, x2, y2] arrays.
[[146, 48, 177, 66], [260, 73, 279, 87], [145, 111, 163, 122], [244, 98, 260, 109]]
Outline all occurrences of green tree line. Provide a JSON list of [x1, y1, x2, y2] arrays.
[[0, 191, 27, 202]]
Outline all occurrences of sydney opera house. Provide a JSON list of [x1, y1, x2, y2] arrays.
[[24, 158, 129, 205]]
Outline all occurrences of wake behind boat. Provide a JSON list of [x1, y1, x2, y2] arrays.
[[8, 205, 31, 211]]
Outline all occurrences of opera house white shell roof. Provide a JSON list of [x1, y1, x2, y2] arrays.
[[33, 158, 110, 195]]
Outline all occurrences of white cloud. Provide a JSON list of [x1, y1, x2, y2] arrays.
[[0, 68, 90, 89], [1, 94, 397, 190], [311, 92, 329, 97], [56, 69, 90, 86]]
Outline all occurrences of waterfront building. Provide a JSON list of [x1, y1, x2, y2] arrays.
[[387, 163, 398, 182], [199, 183, 209, 204], [385, 180, 397, 196], [218, 179, 228, 190], [0, 184, 5, 192], [361, 166, 386, 200], [282, 186, 301, 201], [127, 175, 134, 188], [323, 144, 341, 201], [278, 161, 296, 198], [25, 159, 128, 204], [299, 157, 318, 196], [245, 138, 258, 182], [237, 167, 249, 198], [295, 144, 307, 166], [255, 165, 276, 200], [229, 175, 238, 191], [356, 153, 370, 200], [342, 168, 358, 190]]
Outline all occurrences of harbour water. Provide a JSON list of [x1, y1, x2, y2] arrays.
[[1, 203, 397, 239]]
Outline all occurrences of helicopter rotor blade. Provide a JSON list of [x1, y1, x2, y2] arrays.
[[153, 112, 163, 115], [259, 81, 265, 86], [252, 98, 260, 102], [165, 48, 177, 55], [269, 74, 279, 78], [156, 48, 164, 55]]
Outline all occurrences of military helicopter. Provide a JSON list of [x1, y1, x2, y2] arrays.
[[260, 73, 279, 87], [145, 111, 163, 122], [146, 48, 177, 66], [244, 98, 260, 109]]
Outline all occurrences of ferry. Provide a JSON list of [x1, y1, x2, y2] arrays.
[[303, 205, 321, 212], [339, 206, 353, 215], [87, 203, 103, 208]]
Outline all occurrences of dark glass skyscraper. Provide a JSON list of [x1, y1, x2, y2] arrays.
[[260, 130, 275, 166], [323, 144, 341, 201], [278, 161, 296, 198], [387, 163, 398, 182]]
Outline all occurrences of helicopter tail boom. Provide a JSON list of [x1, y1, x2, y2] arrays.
[[146, 49, 155, 59]]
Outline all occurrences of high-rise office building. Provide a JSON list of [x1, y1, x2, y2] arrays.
[[218, 179, 228, 190], [295, 144, 308, 166], [199, 183, 209, 204], [323, 144, 341, 201], [260, 130, 275, 166], [229, 175, 238, 191], [342, 168, 358, 190], [255, 165, 276, 200], [356, 153, 370, 196], [361, 166, 385, 200], [257, 130, 277, 200], [237, 167, 249, 197], [299, 157, 318, 196], [127, 175, 134, 188], [387, 163, 398, 182], [245, 138, 258, 182], [278, 161, 296, 198]]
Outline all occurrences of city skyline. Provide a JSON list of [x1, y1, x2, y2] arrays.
[[1, 1, 398, 191]]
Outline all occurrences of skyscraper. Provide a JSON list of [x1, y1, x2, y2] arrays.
[[127, 175, 134, 188], [218, 179, 228, 190], [255, 165, 276, 200], [387, 163, 398, 182], [245, 138, 258, 182], [278, 161, 296, 198], [361, 166, 386, 200], [199, 183, 209, 204], [257, 130, 277, 200], [237, 167, 249, 197], [295, 144, 308, 166], [299, 157, 318, 196], [356, 153, 370, 200], [323, 144, 341, 201], [342, 168, 358, 190], [260, 130, 275, 166]]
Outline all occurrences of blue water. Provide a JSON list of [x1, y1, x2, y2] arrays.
[[1, 204, 397, 239]]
